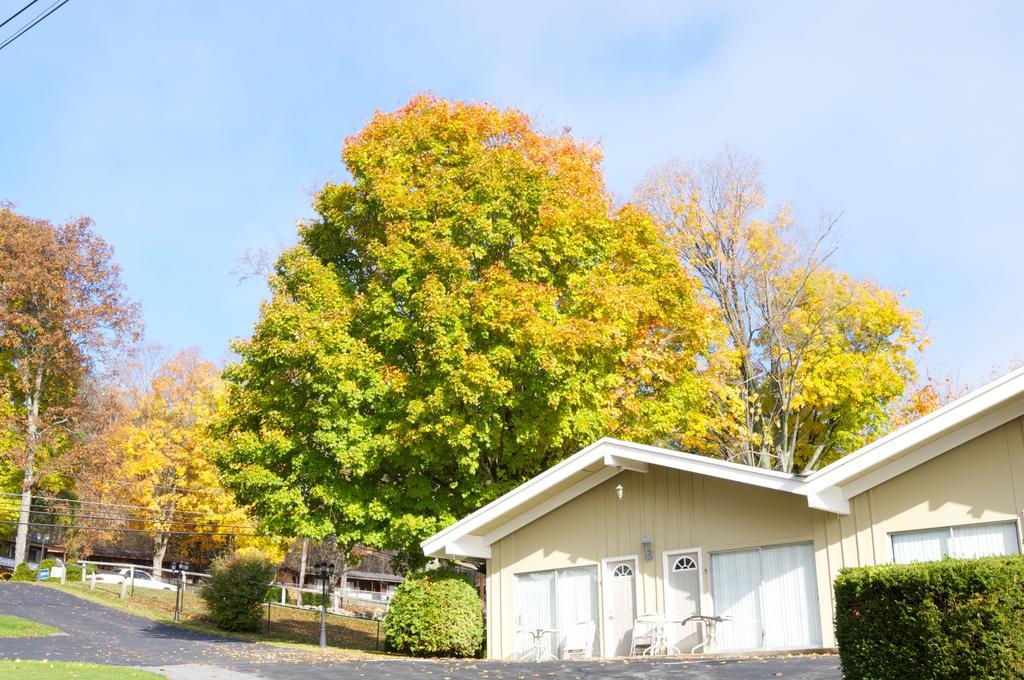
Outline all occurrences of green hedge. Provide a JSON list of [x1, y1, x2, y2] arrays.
[[301, 591, 326, 607], [10, 564, 36, 581], [200, 551, 276, 632], [261, 585, 325, 606], [264, 585, 282, 603], [384, 568, 482, 657], [38, 558, 60, 580], [834, 556, 1024, 679]]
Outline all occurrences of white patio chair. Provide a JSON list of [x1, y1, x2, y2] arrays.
[[629, 618, 656, 656], [561, 621, 596, 659]]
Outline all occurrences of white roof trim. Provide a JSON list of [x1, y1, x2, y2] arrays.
[[420, 438, 608, 559], [422, 367, 1024, 560], [804, 364, 1024, 494], [421, 437, 807, 559]]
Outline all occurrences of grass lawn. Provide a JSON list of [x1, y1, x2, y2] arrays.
[[40, 581, 381, 657], [0, 660, 164, 679], [0, 614, 59, 638]]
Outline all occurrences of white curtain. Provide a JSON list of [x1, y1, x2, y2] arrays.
[[891, 522, 1020, 564], [711, 549, 762, 650], [760, 544, 821, 649], [554, 567, 599, 656], [951, 523, 1020, 558], [891, 528, 948, 563], [515, 566, 598, 658], [515, 571, 555, 657], [712, 543, 821, 651]]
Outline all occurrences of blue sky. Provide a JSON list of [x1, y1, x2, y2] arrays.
[[3, 1, 1022, 387]]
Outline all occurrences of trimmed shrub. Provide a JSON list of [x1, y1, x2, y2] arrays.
[[200, 550, 276, 632], [834, 555, 1024, 679], [38, 558, 59, 579], [264, 585, 282, 603], [64, 564, 83, 581], [301, 591, 326, 607], [10, 563, 37, 581], [384, 568, 483, 657]]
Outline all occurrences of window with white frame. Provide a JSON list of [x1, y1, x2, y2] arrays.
[[890, 521, 1021, 564], [611, 563, 634, 578], [672, 555, 697, 572]]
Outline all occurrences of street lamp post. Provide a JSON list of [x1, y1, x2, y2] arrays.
[[33, 532, 50, 563], [313, 560, 335, 648], [171, 560, 189, 623]]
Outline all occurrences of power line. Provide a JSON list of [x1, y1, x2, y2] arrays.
[[0, 0, 72, 53], [0, 492, 257, 520], [8, 507, 261, 531], [0, 519, 269, 538], [0, 0, 40, 30], [47, 470, 225, 495]]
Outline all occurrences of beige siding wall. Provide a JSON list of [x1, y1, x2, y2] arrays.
[[826, 415, 1024, 581], [486, 416, 1024, 659], [486, 466, 833, 658]]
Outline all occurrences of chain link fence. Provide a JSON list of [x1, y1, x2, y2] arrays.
[[264, 601, 384, 651]]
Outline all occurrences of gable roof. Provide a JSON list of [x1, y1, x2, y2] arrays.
[[803, 364, 1024, 498], [422, 366, 1024, 559]]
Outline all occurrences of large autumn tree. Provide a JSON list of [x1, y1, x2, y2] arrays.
[[97, 349, 269, 572], [212, 96, 718, 559], [639, 153, 923, 472], [0, 205, 141, 565]]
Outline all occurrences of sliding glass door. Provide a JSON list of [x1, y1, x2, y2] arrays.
[[514, 566, 599, 658], [710, 542, 821, 651]]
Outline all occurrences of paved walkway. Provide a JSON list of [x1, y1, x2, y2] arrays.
[[0, 583, 841, 679]]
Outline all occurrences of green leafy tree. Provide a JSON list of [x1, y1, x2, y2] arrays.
[[212, 95, 717, 560]]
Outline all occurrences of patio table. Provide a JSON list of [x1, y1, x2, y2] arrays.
[[636, 614, 685, 656], [682, 614, 729, 653], [517, 628, 559, 661]]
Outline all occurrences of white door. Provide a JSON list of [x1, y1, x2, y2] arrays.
[[602, 557, 637, 657], [711, 543, 821, 651], [663, 550, 702, 652]]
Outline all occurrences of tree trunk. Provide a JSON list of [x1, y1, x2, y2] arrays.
[[14, 368, 44, 566], [295, 537, 308, 605], [338, 554, 349, 610], [13, 471, 33, 567], [152, 532, 170, 578]]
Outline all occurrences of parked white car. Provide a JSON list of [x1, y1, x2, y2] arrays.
[[92, 567, 177, 592]]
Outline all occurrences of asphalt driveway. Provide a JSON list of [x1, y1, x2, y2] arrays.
[[0, 583, 840, 679]]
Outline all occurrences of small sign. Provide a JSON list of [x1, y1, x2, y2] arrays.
[[36, 568, 49, 581]]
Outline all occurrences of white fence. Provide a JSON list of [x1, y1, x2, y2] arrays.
[[4, 555, 392, 611], [269, 581, 391, 612]]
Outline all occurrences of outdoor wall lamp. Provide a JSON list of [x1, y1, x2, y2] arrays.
[[641, 535, 654, 561], [615, 483, 624, 501]]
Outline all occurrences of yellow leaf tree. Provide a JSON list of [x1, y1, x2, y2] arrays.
[[639, 152, 923, 472], [101, 349, 268, 572]]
